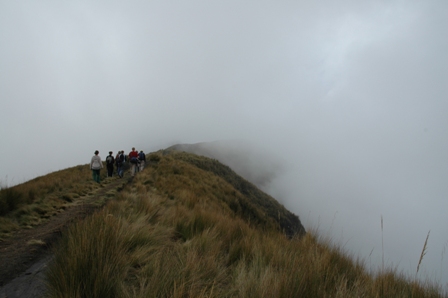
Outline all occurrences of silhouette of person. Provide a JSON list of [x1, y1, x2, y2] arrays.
[[90, 150, 103, 183], [106, 151, 115, 177], [138, 150, 146, 171], [128, 147, 139, 177]]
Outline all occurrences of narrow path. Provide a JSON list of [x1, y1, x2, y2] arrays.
[[0, 175, 131, 298]]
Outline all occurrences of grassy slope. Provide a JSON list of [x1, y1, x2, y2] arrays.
[[0, 163, 125, 241], [2, 150, 444, 297], [161, 148, 306, 238]]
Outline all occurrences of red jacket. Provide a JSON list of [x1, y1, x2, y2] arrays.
[[129, 150, 139, 159]]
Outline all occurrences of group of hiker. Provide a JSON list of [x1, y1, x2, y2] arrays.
[[89, 147, 146, 183]]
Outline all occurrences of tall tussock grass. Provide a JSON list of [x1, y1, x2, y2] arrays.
[[45, 151, 444, 297], [46, 213, 130, 297], [0, 188, 23, 216]]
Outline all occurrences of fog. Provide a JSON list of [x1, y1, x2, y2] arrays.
[[1, 0, 447, 287]]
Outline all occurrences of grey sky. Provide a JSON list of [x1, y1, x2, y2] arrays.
[[1, 0, 447, 287]]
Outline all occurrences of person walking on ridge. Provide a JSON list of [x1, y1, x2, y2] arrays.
[[106, 151, 115, 177], [128, 147, 139, 177], [90, 150, 103, 183], [138, 150, 146, 171], [134, 149, 140, 173], [116, 150, 124, 178]]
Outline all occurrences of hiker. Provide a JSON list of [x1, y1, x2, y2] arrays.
[[138, 150, 146, 171], [106, 151, 115, 177], [115, 151, 124, 178], [90, 150, 103, 183], [128, 147, 139, 177], [134, 149, 140, 173]]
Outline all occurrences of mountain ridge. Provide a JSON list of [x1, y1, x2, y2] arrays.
[[0, 147, 443, 297], [162, 147, 305, 237]]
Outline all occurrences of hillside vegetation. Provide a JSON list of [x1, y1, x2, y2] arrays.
[[1, 150, 444, 297], [0, 163, 126, 242]]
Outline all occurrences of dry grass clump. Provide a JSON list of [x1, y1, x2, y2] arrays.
[[46, 212, 130, 297], [45, 151, 445, 297], [0, 217, 19, 241], [0, 188, 24, 216], [26, 239, 46, 246]]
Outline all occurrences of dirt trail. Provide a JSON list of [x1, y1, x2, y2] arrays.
[[0, 176, 130, 298]]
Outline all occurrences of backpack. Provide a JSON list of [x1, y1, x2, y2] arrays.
[[116, 154, 123, 165], [138, 152, 145, 160], [130, 157, 139, 164], [106, 155, 113, 164]]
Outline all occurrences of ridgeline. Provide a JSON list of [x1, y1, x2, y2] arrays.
[[0, 149, 444, 297]]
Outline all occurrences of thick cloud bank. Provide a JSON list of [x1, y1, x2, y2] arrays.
[[1, 0, 447, 288]]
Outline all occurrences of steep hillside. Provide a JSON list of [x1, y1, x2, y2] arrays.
[[42, 150, 442, 297], [43, 150, 440, 297], [161, 148, 305, 237]]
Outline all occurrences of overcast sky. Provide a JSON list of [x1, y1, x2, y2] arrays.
[[1, 0, 447, 287]]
